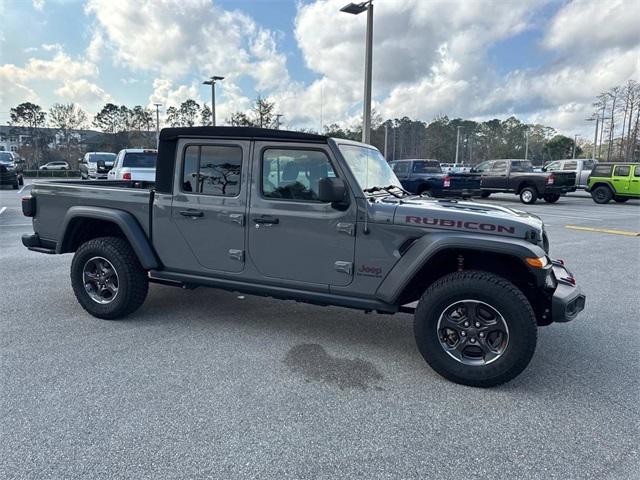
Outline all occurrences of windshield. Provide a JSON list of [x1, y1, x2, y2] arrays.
[[88, 153, 116, 163], [338, 144, 401, 191], [123, 152, 157, 168], [511, 161, 534, 172], [0, 152, 14, 164], [412, 161, 441, 173]]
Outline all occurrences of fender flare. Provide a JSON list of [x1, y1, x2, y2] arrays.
[[375, 232, 546, 304], [57, 206, 160, 270]]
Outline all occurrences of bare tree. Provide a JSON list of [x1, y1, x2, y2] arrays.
[[49, 103, 88, 164]]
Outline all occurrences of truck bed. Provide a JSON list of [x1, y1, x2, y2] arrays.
[[28, 180, 154, 247]]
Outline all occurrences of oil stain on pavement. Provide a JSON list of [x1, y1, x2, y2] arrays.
[[284, 343, 384, 390]]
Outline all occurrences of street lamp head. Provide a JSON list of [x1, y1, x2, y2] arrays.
[[340, 1, 369, 15], [211, 76, 225, 81]]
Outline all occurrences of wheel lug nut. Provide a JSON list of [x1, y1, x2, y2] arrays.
[[475, 322, 481, 328], [460, 331, 466, 336], [463, 321, 469, 327], [479, 332, 485, 338], [470, 338, 476, 343]]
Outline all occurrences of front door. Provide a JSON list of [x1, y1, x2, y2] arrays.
[[171, 140, 249, 273], [631, 165, 640, 196], [248, 142, 356, 287]]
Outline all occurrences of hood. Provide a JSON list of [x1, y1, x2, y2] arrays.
[[391, 197, 544, 242]]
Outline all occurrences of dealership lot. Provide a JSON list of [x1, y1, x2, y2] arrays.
[[1, 183, 638, 479]]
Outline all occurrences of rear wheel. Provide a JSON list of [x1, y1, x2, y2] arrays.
[[543, 193, 560, 203], [70, 236, 148, 319], [18, 176, 24, 186], [614, 197, 629, 203], [519, 187, 538, 204], [414, 271, 537, 387], [591, 186, 612, 204]]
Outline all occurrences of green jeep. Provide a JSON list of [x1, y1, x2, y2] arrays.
[[586, 163, 640, 204]]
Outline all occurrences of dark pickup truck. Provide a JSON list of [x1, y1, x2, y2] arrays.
[[475, 159, 576, 204], [21, 127, 585, 387], [390, 159, 481, 199]]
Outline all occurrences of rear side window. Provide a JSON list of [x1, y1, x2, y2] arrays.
[[591, 164, 613, 177], [510, 161, 533, 172], [492, 161, 507, 172], [182, 145, 242, 196], [262, 148, 335, 201], [412, 161, 441, 173], [123, 152, 157, 168], [613, 165, 630, 177], [582, 160, 595, 170], [635, 166, 640, 177], [392, 162, 410, 174]]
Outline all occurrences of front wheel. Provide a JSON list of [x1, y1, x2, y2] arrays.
[[414, 271, 537, 387], [70, 236, 149, 319], [519, 187, 538, 204], [543, 193, 560, 203], [591, 186, 612, 204]]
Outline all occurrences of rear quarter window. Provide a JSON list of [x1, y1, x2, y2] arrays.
[[613, 165, 631, 177]]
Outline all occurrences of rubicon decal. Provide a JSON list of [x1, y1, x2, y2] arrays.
[[405, 216, 516, 234]]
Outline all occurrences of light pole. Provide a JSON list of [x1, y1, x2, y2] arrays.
[[274, 114, 284, 130], [153, 103, 162, 147], [524, 129, 529, 160], [454, 126, 461, 164], [202, 76, 224, 126], [341, 1, 373, 144], [384, 123, 388, 158], [572, 134, 578, 159]]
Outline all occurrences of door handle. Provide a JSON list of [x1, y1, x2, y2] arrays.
[[180, 209, 204, 218], [253, 216, 279, 225]]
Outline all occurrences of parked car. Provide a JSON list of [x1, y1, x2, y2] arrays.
[[543, 159, 596, 189], [0, 151, 21, 189], [0, 151, 24, 186], [390, 159, 481, 198], [440, 163, 470, 173], [79, 152, 117, 180], [474, 159, 576, 204], [39, 161, 69, 170], [108, 149, 157, 181], [586, 163, 640, 204], [21, 126, 585, 388]]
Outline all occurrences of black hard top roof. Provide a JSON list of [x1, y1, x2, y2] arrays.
[[593, 162, 638, 166], [159, 126, 327, 143]]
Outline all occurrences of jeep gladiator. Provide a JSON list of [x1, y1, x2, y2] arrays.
[[22, 127, 585, 387]]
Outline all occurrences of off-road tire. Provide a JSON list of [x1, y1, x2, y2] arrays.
[[543, 193, 561, 203], [70, 236, 148, 319], [414, 270, 537, 388], [480, 192, 491, 198], [519, 186, 538, 204], [591, 185, 612, 204], [614, 197, 629, 203]]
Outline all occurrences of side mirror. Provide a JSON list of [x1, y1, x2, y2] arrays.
[[318, 177, 347, 204]]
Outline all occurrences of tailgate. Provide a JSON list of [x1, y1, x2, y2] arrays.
[[449, 173, 481, 189], [551, 172, 576, 187]]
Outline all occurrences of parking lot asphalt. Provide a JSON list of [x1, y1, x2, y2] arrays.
[[1, 182, 639, 479]]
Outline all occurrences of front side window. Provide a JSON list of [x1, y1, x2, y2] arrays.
[[392, 162, 410, 174], [635, 166, 640, 177], [492, 161, 508, 172], [338, 144, 401, 191], [614, 165, 630, 177], [509, 161, 533, 172], [182, 145, 242, 196], [563, 161, 577, 170], [475, 161, 492, 172], [545, 161, 561, 171], [262, 149, 335, 201]]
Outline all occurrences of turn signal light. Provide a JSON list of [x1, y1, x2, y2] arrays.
[[122, 172, 131, 180], [525, 256, 549, 268]]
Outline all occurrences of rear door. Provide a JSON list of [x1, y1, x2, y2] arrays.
[[631, 165, 640, 196], [247, 142, 356, 287], [611, 165, 632, 194], [171, 139, 249, 273]]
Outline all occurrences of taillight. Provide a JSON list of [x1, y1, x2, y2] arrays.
[[547, 174, 555, 185], [22, 196, 35, 217], [443, 176, 451, 188], [122, 172, 131, 180]]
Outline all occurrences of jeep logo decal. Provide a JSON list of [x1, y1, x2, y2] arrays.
[[357, 264, 383, 277], [405, 216, 516, 234]]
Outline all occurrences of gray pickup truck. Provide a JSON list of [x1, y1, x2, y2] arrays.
[[22, 127, 585, 387]]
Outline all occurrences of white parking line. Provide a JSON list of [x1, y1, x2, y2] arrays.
[[0, 207, 6, 216], [17, 185, 29, 194], [533, 211, 604, 221]]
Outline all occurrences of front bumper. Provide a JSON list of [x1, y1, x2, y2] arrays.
[[551, 260, 585, 322]]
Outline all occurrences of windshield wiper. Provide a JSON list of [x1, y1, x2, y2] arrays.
[[363, 184, 410, 198]]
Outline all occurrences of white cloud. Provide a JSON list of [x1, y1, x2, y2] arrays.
[[86, 0, 289, 89], [54, 78, 112, 108], [32, 0, 44, 12]]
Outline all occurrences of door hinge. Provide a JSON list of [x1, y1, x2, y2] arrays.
[[337, 222, 355, 236], [228, 249, 244, 262], [334, 261, 353, 275]]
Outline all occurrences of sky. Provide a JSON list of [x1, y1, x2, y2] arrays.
[[0, 0, 638, 137]]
